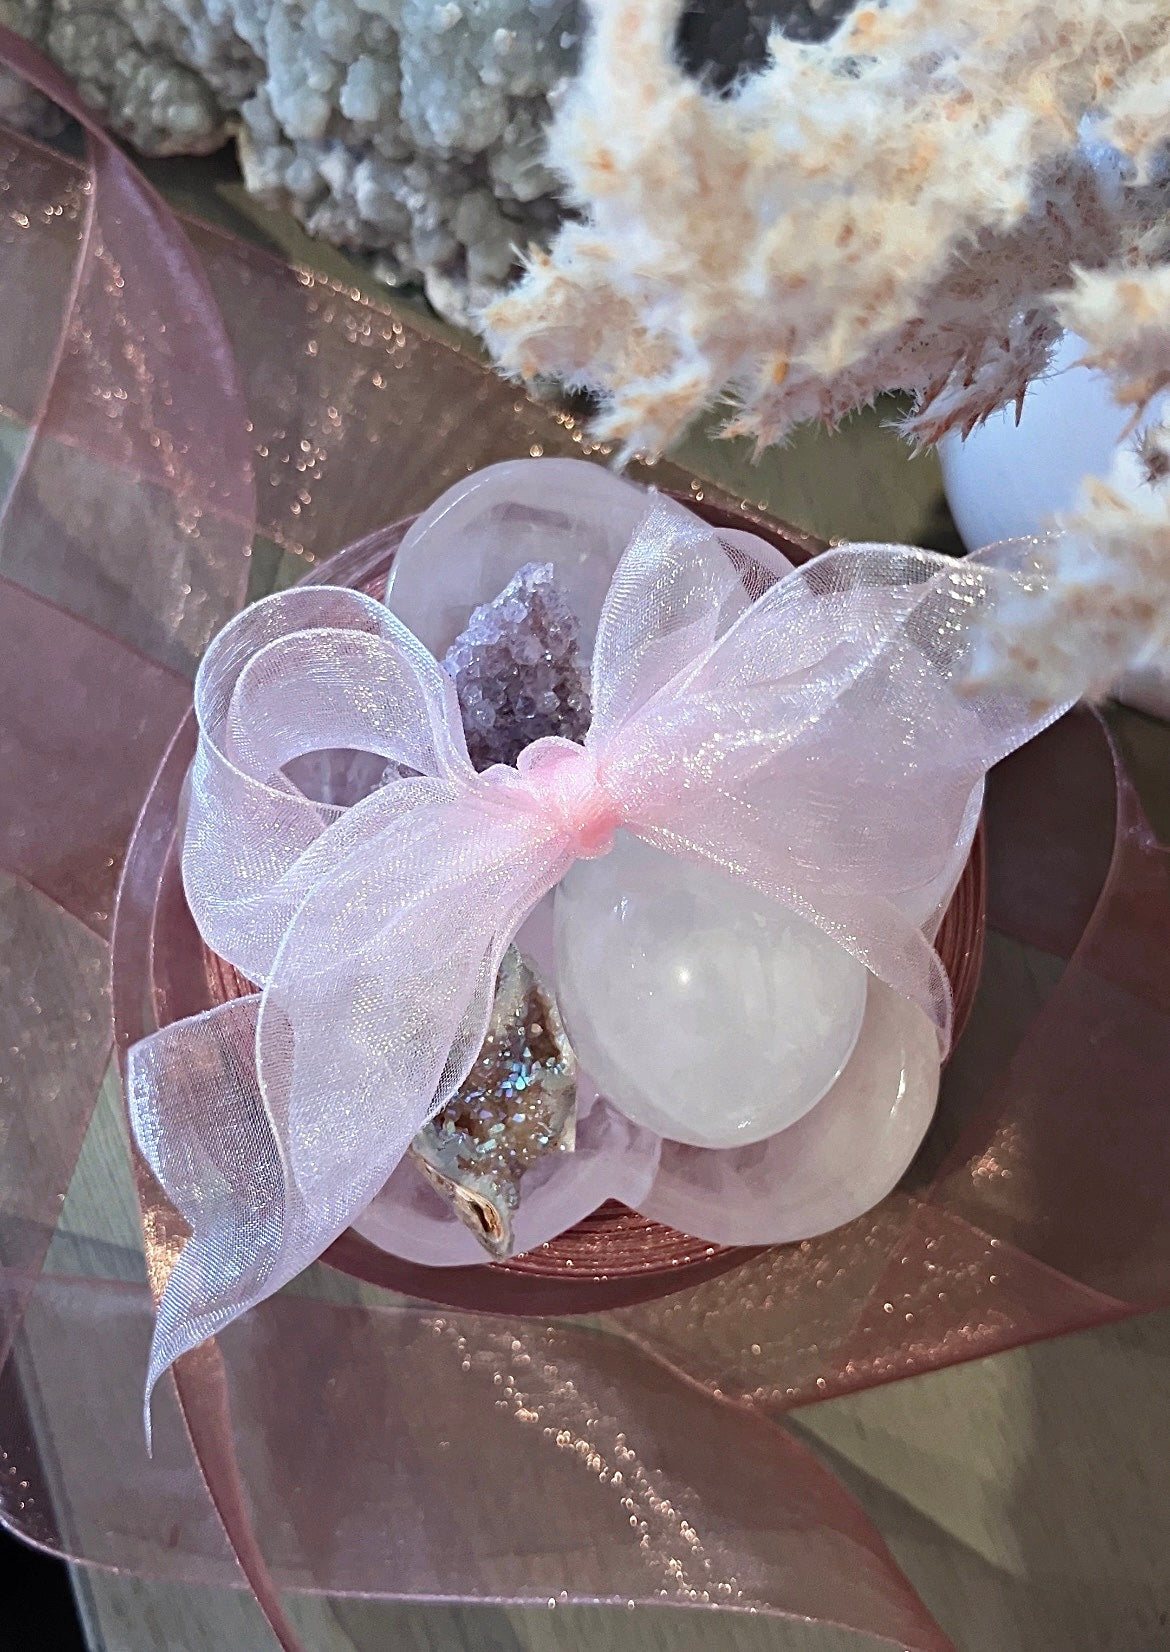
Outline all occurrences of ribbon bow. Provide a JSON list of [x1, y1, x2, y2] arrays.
[[128, 498, 1062, 1418]]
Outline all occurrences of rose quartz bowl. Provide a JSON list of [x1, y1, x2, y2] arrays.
[[118, 496, 986, 1316]]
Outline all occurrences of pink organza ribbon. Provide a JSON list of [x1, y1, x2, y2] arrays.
[[126, 491, 1066, 1417], [2, 37, 1166, 1652]]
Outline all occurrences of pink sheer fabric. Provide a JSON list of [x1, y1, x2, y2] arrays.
[[1, 37, 1170, 1652], [0, 26, 253, 931], [0, 18, 251, 1434]]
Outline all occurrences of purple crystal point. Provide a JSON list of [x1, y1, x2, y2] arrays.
[[443, 561, 592, 770]]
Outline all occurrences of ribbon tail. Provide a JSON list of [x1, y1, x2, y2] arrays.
[[127, 996, 279, 1446], [128, 788, 568, 1433]]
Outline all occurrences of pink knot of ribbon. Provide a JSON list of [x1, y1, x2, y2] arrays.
[[126, 494, 1063, 1420], [512, 738, 623, 858]]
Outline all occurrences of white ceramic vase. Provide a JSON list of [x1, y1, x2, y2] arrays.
[[939, 332, 1170, 719]]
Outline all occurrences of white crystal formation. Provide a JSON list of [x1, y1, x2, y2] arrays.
[[443, 558, 590, 770], [0, 0, 847, 322], [0, 0, 576, 317]]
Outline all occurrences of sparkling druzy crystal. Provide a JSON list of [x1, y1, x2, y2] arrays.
[[410, 946, 577, 1259], [442, 560, 591, 771]]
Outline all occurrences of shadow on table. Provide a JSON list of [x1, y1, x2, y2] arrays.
[[792, 1308, 1170, 1651], [0, 1519, 85, 1649]]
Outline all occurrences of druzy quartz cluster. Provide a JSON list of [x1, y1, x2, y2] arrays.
[[410, 947, 577, 1258]]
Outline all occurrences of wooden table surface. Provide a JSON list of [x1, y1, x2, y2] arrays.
[[15, 153, 1170, 1652]]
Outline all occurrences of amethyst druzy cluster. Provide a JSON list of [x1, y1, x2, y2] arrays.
[[442, 560, 592, 770]]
